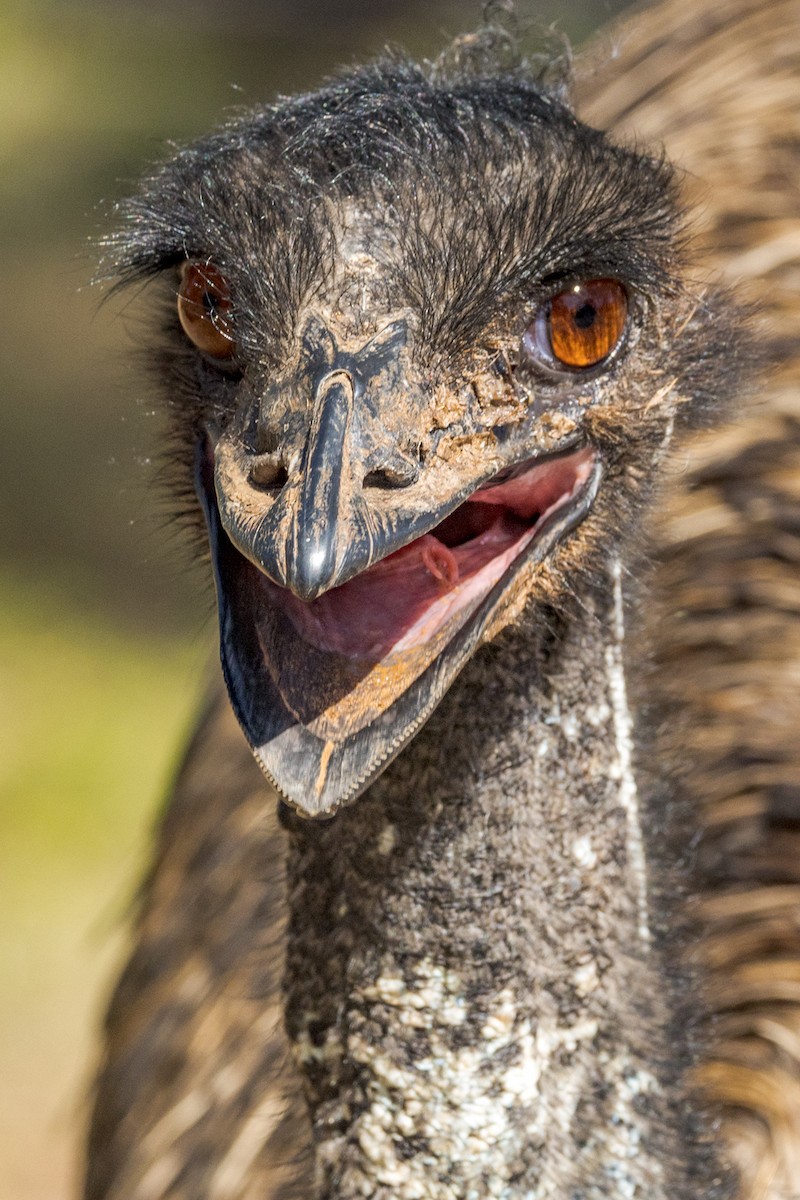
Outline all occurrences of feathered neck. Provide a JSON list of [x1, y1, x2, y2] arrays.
[[280, 557, 722, 1200]]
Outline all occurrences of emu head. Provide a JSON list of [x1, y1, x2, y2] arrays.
[[110, 50, 740, 815]]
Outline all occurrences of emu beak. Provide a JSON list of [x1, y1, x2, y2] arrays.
[[197, 317, 601, 816], [215, 318, 431, 602]]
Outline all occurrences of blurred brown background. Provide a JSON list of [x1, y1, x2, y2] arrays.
[[0, 2, 633, 1196]]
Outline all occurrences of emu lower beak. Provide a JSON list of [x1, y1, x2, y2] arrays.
[[198, 436, 600, 816]]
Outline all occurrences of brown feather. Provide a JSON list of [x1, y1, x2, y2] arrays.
[[580, 2, 800, 1195]]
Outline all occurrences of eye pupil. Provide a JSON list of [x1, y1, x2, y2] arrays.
[[573, 302, 597, 331]]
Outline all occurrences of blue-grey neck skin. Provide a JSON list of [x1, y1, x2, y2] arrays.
[[281, 558, 724, 1200]]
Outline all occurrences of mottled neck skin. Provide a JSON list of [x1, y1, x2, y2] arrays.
[[282, 562, 710, 1200]]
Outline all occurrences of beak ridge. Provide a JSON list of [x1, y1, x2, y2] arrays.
[[285, 370, 357, 601]]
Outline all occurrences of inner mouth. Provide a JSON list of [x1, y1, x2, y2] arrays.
[[259, 446, 596, 663]]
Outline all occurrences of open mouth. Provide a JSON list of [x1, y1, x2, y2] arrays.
[[259, 446, 597, 664], [201, 440, 600, 813]]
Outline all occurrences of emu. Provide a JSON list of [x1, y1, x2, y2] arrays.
[[84, 0, 800, 1197]]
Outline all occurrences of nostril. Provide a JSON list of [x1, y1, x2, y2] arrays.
[[362, 450, 419, 490], [249, 453, 288, 490], [363, 468, 407, 490]]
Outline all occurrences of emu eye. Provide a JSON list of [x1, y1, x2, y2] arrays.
[[523, 279, 628, 372], [177, 263, 236, 359]]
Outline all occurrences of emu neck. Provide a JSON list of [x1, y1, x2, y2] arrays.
[[283, 564, 701, 1199]]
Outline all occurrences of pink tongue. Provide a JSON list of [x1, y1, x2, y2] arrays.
[[268, 506, 525, 660], [421, 540, 458, 585], [260, 449, 594, 662]]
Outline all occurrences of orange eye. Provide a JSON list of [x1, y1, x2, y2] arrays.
[[177, 262, 236, 358], [524, 279, 628, 372]]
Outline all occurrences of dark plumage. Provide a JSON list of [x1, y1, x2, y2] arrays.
[[85, 2, 800, 1198]]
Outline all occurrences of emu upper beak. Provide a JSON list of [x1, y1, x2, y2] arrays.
[[197, 316, 601, 815]]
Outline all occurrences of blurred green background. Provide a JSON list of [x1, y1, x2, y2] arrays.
[[1, 1, 633, 1195]]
